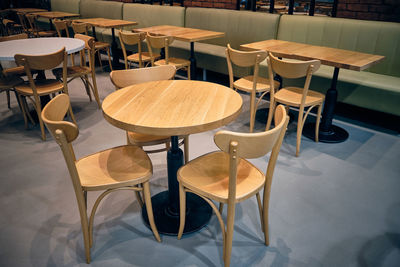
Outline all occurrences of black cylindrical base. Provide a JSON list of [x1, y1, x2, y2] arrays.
[[303, 122, 349, 143]]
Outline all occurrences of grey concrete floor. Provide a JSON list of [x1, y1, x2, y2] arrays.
[[0, 65, 399, 267]]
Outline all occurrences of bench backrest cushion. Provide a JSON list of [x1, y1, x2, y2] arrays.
[[185, 7, 280, 49], [123, 4, 185, 28], [51, 0, 80, 13], [80, 0, 123, 20], [277, 15, 400, 77]]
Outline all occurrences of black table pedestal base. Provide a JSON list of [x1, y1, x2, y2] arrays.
[[142, 191, 212, 236], [303, 122, 349, 143]]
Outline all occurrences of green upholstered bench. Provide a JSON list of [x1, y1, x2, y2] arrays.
[[275, 15, 400, 116], [170, 7, 280, 77]]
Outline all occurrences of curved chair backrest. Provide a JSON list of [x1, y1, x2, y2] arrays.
[[214, 104, 288, 159], [226, 43, 267, 68], [16, 12, 29, 32], [25, 14, 39, 35], [268, 52, 321, 79], [14, 47, 66, 71], [110, 65, 176, 89], [74, 33, 95, 67], [0, 32, 28, 42], [71, 22, 89, 35], [54, 19, 70, 37], [74, 33, 95, 50], [41, 93, 79, 143]]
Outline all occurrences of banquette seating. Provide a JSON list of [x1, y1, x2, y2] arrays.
[[44, 0, 399, 117]]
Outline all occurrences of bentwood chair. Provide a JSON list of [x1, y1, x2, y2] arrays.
[[226, 44, 280, 133], [266, 53, 324, 157], [53, 34, 101, 108], [146, 33, 191, 80], [71, 21, 112, 71], [118, 30, 160, 69], [109, 65, 190, 164], [25, 14, 57, 38], [16, 12, 34, 37], [177, 105, 289, 267], [14, 47, 75, 140], [41, 94, 160, 263], [54, 19, 75, 65]]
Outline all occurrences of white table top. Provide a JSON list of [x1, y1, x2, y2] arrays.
[[0, 37, 85, 61]]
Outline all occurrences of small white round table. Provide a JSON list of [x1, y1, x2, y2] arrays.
[[0, 37, 85, 61]]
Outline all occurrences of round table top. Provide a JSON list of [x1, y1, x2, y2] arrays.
[[0, 37, 85, 61], [102, 80, 243, 136]]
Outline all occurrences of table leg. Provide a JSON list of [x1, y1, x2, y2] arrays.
[[110, 28, 120, 68], [142, 136, 212, 235], [302, 67, 349, 143], [189, 42, 197, 80]]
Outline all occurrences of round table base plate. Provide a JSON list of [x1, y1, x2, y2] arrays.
[[303, 122, 349, 143], [142, 191, 212, 236]]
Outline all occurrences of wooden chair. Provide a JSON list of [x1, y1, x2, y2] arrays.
[[2, 18, 23, 35], [226, 44, 280, 133], [266, 52, 324, 157], [14, 47, 76, 140], [41, 93, 160, 263], [177, 105, 289, 267], [0, 75, 24, 109], [71, 21, 112, 71], [53, 19, 75, 65], [146, 33, 191, 80], [109, 65, 190, 163], [52, 34, 101, 108], [25, 14, 57, 38], [16, 12, 34, 37], [118, 30, 160, 69]]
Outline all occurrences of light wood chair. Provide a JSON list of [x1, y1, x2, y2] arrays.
[[14, 47, 76, 140], [53, 19, 75, 65], [25, 14, 57, 38], [226, 44, 280, 133], [266, 52, 324, 157], [146, 33, 191, 80], [118, 30, 160, 69], [71, 21, 112, 71], [109, 65, 190, 163], [52, 33, 101, 108], [16, 12, 34, 37], [41, 93, 160, 263], [177, 105, 289, 267]]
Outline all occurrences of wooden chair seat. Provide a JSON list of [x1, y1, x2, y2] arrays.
[[233, 75, 279, 93], [2, 66, 25, 76], [127, 52, 160, 64], [154, 57, 190, 68], [35, 30, 57, 37], [178, 151, 265, 203], [53, 65, 91, 78], [15, 79, 64, 96], [76, 145, 152, 191], [127, 131, 171, 145], [274, 86, 325, 107], [0, 75, 24, 89], [94, 41, 110, 50]]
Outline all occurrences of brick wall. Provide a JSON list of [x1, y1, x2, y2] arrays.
[[337, 0, 400, 22], [183, 0, 237, 9]]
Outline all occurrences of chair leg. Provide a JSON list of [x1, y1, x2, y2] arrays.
[[107, 48, 112, 71], [35, 102, 46, 141], [89, 71, 101, 109], [183, 135, 189, 164], [315, 104, 322, 143], [6, 90, 10, 109], [142, 182, 161, 242], [187, 65, 191, 80], [219, 203, 224, 214], [256, 192, 264, 232], [296, 107, 305, 157], [177, 183, 186, 240], [224, 202, 236, 267], [17, 94, 28, 129], [135, 190, 143, 207], [265, 100, 276, 131]]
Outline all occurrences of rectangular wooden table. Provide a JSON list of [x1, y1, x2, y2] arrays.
[[134, 25, 224, 79], [6, 8, 48, 14], [74, 18, 138, 68], [241, 39, 385, 143], [32, 11, 80, 30]]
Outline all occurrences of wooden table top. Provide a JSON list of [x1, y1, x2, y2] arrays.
[[7, 8, 47, 14], [240, 39, 385, 71], [134, 25, 224, 43], [102, 80, 242, 136], [31, 11, 80, 19], [73, 18, 137, 28]]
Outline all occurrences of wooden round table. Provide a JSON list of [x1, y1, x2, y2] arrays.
[[102, 80, 242, 235]]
